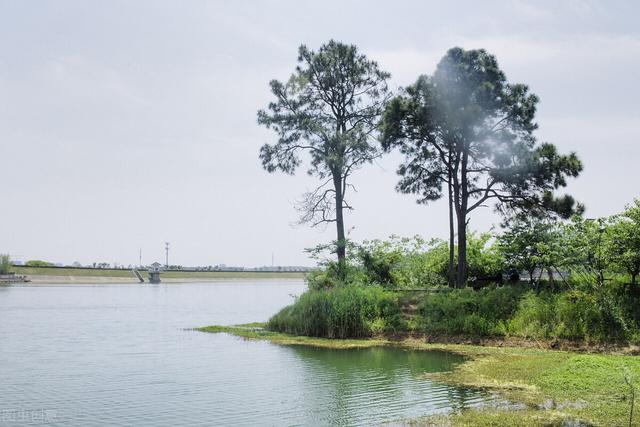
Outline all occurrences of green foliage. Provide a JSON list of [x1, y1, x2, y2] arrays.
[[306, 261, 367, 290], [356, 236, 447, 288], [306, 236, 448, 289], [499, 202, 640, 287], [466, 232, 505, 279], [294, 196, 640, 341], [506, 292, 556, 338], [560, 216, 611, 284], [307, 233, 504, 291], [0, 254, 11, 274], [498, 215, 563, 283], [381, 46, 582, 286], [508, 289, 633, 342], [305, 240, 368, 290], [25, 259, 52, 267], [417, 287, 526, 336], [258, 40, 389, 178], [607, 199, 640, 284], [416, 285, 636, 343], [257, 40, 390, 262], [267, 285, 403, 338]]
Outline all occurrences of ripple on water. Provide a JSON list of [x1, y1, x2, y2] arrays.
[[0, 282, 494, 426]]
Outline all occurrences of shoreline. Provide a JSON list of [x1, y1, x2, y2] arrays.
[[197, 324, 640, 426], [8, 266, 306, 284], [196, 324, 640, 355], [9, 275, 305, 285]]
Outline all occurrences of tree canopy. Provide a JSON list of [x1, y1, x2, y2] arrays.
[[381, 47, 583, 285], [258, 40, 390, 264], [607, 199, 640, 284]]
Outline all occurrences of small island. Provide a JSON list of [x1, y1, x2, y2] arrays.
[[199, 41, 640, 426]]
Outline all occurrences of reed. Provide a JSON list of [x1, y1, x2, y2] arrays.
[[267, 285, 402, 338]]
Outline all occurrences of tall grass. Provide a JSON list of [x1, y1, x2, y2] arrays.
[[416, 285, 637, 343], [417, 286, 526, 336], [508, 289, 633, 342], [267, 285, 402, 338]]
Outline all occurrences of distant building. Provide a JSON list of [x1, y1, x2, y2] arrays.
[[148, 262, 163, 284]]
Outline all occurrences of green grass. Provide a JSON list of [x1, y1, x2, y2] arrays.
[[195, 324, 390, 349], [161, 270, 305, 279], [198, 324, 640, 426], [421, 348, 640, 426], [267, 285, 403, 338], [13, 266, 305, 279], [15, 266, 136, 277]]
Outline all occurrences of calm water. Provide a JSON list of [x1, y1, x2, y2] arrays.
[[0, 281, 491, 426]]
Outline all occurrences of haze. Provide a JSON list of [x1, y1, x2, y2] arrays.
[[1, 0, 638, 267]]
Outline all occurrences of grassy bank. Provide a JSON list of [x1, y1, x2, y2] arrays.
[[13, 266, 306, 282], [266, 284, 640, 346], [197, 324, 640, 426]]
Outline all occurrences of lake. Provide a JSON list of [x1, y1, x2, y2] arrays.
[[0, 281, 493, 426]]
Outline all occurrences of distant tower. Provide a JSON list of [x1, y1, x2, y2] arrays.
[[139, 248, 142, 267], [165, 242, 170, 268]]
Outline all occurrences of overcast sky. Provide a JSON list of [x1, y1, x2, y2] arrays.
[[1, 0, 639, 267]]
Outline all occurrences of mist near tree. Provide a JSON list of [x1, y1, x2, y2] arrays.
[[381, 47, 583, 286]]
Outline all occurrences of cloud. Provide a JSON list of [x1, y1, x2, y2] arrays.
[[372, 32, 640, 83]]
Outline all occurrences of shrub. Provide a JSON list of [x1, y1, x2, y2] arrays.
[[417, 286, 525, 336], [356, 236, 447, 289], [306, 261, 367, 290], [267, 285, 402, 338], [25, 260, 52, 267], [507, 291, 556, 338], [466, 232, 505, 279], [508, 289, 632, 342], [0, 254, 10, 274]]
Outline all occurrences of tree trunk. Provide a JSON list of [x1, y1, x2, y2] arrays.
[[333, 173, 346, 272], [456, 212, 467, 287], [448, 177, 455, 288], [632, 271, 638, 286], [528, 268, 536, 286], [455, 150, 469, 287]]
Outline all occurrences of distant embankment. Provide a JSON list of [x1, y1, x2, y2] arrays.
[[12, 265, 306, 284]]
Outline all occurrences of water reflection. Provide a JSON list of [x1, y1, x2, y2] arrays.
[[281, 346, 490, 425], [0, 282, 493, 426]]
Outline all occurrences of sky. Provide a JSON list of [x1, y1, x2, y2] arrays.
[[1, 0, 639, 267]]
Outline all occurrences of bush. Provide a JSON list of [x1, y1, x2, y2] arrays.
[[417, 286, 526, 336], [508, 289, 633, 342], [466, 232, 505, 279], [297, 222, 640, 343], [267, 285, 402, 338], [507, 292, 555, 338], [0, 254, 11, 274], [354, 234, 505, 289], [306, 233, 506, 291], [356, 236, 447, 289], [25, 260, 52, 267], [305, 261, 367, 290]]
